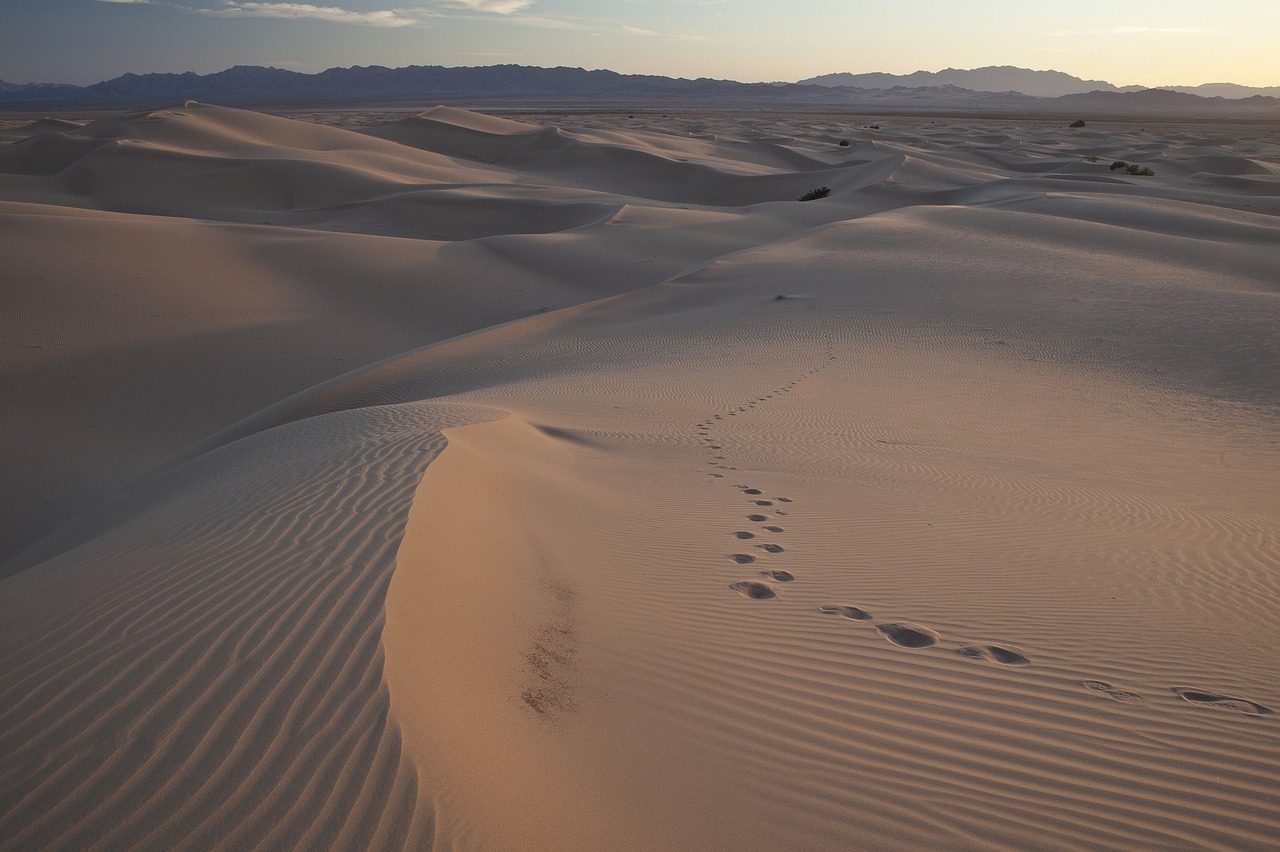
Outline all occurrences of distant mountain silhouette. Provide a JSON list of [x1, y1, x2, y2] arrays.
[[800, 66, 1126, 98], [0, 64, 808, 106], [0, 64, 1276, 114], [800, 66, 1280, 100], [1164, 82, 1280, 99]]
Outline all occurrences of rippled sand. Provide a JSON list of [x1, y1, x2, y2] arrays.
[[2, 103, 1278, 850]]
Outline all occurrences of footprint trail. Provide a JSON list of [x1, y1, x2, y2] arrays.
[[690, 325, 1267, 722]]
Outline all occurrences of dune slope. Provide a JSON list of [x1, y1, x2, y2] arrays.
[[2, 105, 1278, 851]]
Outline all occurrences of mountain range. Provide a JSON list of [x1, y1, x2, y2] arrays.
[[798, 66, 1280, 99], [1, 64, 1277, 114]]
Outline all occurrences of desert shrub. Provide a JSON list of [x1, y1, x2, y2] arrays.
[[798, 187, 831, 201], [1084, 155, 1099, 163], [838, 139, 850, 146], [1110, 160, 1154, 176], [1069, 119, 1086, 128]]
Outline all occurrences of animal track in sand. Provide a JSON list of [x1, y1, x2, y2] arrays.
[[753, 500, 774, 506], [747, 514, 769, 522], [1172, 687, 1272, 715], [819, 604, 873, 621], [730, 581, 776, 600], [763, 525, 783, 533], [733, 531, 756, 539], [760, 570, 795, 582], [1082, 681, 1145, 704], [877, 622, 940, 649], [756, 543, 784, 554], [743, 488, 763, 495], [729, 554, 756, 564], [956, 644, 1030, 666]]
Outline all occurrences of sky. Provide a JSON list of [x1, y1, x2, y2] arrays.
[[2, 0, 1278, 88]]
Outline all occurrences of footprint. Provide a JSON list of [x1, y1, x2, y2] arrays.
[[747, 514, 769, 522], [760, 570, 795, 582], [777, 497, 794, 503], [753, 500, 774, 507], [733, 531, 756, 540], [763, 526, 784, 533], [756, 543, 785, 554], [729, 581, 776, 600], [1172, 687, 1273, 716], [819, 604, 873, 621], [743, 488, 763, 495], [877, 623, 939, 649], [1083, 680, 1145, 704], [729, 554, 756, 564], [956, 644, 1030, 666]]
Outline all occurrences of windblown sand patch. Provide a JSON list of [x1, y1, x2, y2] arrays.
[[2, 103, 1278, 850]]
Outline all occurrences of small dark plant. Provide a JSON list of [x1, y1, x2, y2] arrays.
[[1110, 160, 1155, 176], [1069, 119, 1087, 128], [798, 187, 831, 201], [838, 139, 850, 146]]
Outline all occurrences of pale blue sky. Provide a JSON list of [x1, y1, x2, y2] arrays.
[[2, 0, 1276, 87]]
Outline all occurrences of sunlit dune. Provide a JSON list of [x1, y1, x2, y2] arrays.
[[2, 102, 1278, 851]]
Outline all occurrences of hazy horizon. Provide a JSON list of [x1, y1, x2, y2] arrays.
[[2, 0, 1277, 89]]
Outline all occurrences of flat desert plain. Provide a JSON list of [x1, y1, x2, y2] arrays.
[[1, 103, 1278, 851]]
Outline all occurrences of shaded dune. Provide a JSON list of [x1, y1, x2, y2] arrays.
[[0, 401, 497, 850]]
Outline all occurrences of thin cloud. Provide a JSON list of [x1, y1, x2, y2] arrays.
[[623, 24, 709, 41], [435, 0, 535, 13], [1050, 25, 1212, 36], [90, 0, 155, 4], [482, 14, 585, 30], [202, 1, 417, 27]]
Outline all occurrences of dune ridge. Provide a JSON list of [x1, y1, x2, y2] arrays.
[[2, 103, 1278, 850]]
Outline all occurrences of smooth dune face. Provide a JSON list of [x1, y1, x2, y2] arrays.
[[1, 103, 1278, 850]]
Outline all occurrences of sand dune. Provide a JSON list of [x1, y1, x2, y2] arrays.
[[2, 104, 1278, 850]]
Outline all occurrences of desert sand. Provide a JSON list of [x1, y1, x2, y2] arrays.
[[1, 102, 1278, 851]]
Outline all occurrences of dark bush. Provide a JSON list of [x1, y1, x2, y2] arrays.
[[1069, 119, 1086, 128], [838, 139, 849, 146], [798, 187, 831, 201], [1110, 160, 1154, 176]]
